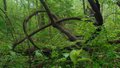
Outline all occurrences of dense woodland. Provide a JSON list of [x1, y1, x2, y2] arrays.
[[0, 0, 120, 68]]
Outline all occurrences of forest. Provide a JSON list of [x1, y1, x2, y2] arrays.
[[0, 0, 120, 68]]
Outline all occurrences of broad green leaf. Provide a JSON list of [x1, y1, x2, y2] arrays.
[[63, 53, 69, 58], [70, 49, 82, 64]]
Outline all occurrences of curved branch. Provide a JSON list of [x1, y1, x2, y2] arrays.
[[12, 17, 82, 53], [23, 10, 46, 49], [23, 10, 58, 50], [13, 10, 46, 53]]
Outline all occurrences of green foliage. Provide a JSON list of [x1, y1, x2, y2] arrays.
[[0, 0, 120, 68]]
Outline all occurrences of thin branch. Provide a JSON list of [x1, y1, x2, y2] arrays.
[[0, 8, 15, 40], [12, 17, 82, 53], [23, 10, 46, 49], [108, 40, 120, 44]]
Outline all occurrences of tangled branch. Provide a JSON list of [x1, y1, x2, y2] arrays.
[[12, 0, 104, 54]]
